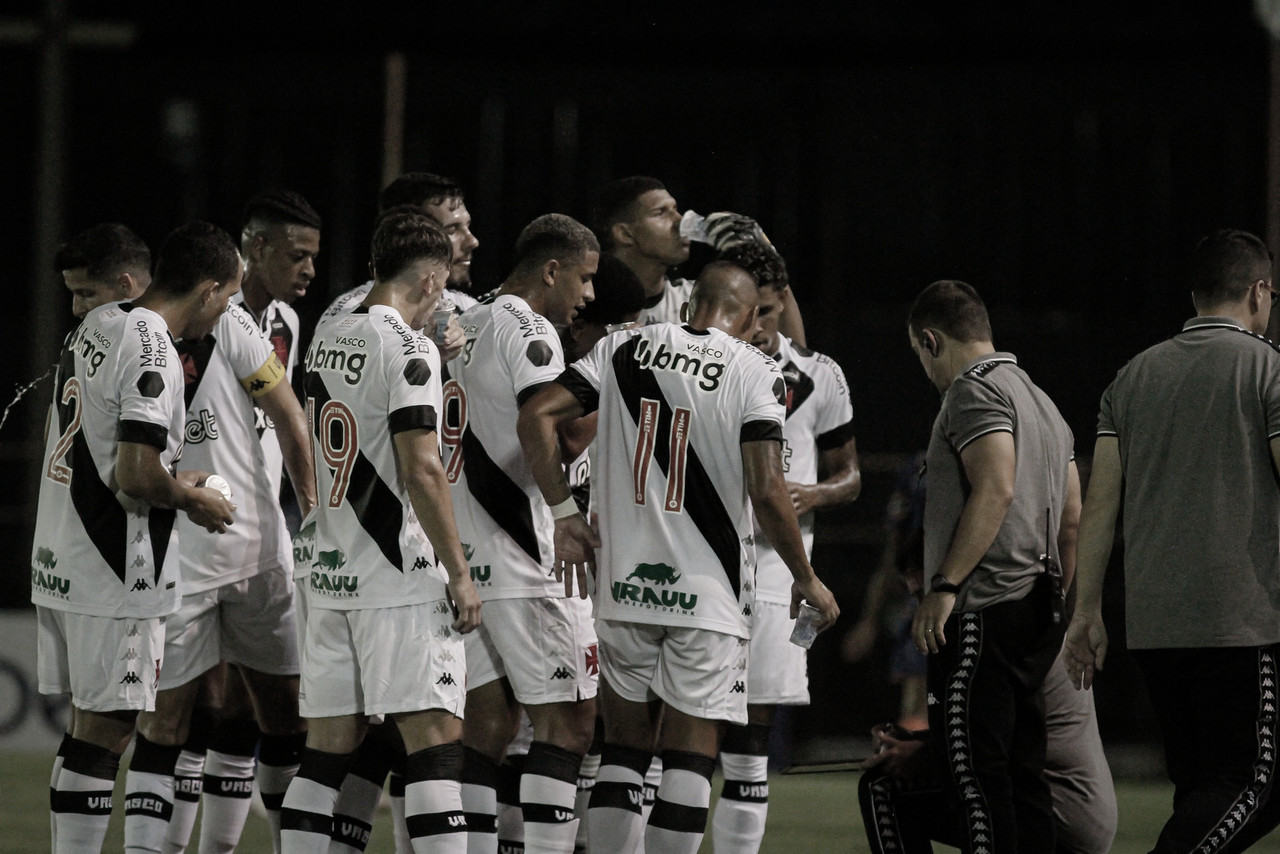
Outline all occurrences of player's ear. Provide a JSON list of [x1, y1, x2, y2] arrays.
[[542, 258, 560, 288], [610, 221, 633, 249], [920, 329, 940, 357]]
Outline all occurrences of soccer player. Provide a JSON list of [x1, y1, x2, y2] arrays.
[[280, 210, 481, 854], [863, 280, 1079, 854], [443, 213, 599, 854], [1065, 229, 1280, 850], [516, 259, 839, 854], [55, 223, 152, 320], [33, 221, 238, 853], [378, 172, 481, 303], [124, 254, 319, 853], [710, 243, 860, 854]]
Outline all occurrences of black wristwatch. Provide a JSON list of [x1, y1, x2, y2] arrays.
[[930, 574, 962, 595]]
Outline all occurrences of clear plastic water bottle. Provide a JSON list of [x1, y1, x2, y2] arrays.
[[433, 294, 455, 345], [680, 210, 711, 243]]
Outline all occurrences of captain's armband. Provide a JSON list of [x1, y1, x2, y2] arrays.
[[238, 355, 286, 398]]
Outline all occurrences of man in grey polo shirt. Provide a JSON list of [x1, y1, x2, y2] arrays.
[[1065, 228, 1280, 852], [862, 280, 1079, 854]]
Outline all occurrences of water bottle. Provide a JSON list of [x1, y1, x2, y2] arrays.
[[680, 210, 711, 243], [433, 294, 455, 346]]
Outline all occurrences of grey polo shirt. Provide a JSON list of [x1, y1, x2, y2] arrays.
[[924, 353, 1075, 613], [1099, 315, 1280, 649]]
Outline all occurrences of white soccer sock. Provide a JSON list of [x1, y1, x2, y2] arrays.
[[329, 735, 396, 854], [162, 747, 205, 854], [52, 736, 120, 854], [497, 754, 525, 853], [259, 732, 307, 851], [710, 751, 769, 854], [403, 742, 467, 854], [586, 744, 650, 854], [645, 751, 714, 854], [519, 742, 581, 854], [280, 747, 352, 854], [50, 731, 71, 851], [461, 747, 499, 854], [641, 755, 662, 826], [198, 720, 260, 854], [124, 733, 183, 854], [391, 770, 413, 854], [573, 750, 600, 853]]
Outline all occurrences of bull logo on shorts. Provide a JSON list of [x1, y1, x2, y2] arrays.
[[34, 546, 57, 570], [627, 562, 680, 585], [316, 549, 346, 571]]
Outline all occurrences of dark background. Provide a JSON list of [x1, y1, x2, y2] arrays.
[[1, 1, 1272, 749]]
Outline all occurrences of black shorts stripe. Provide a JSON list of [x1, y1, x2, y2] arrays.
[[648, 798, 708, 834], [461, 424, 541, 564], [405, 810, 468, 837], [306, 373, 407, 571], [51, 789, 114, 815], [611, 337, 742, 596], [280, 807, 334, 836], [588, 780, 644, 814]]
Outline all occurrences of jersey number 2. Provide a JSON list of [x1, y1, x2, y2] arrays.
[[45, 376, 83, 485], [632, 398, 691, 512]]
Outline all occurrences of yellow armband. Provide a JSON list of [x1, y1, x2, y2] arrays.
[[239, 355, 286, 398]]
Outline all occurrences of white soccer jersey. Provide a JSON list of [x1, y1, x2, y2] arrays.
[[233, 294, 300, 499], [444, 294, 566, 600], [753, 335, 856, 604], [175, 303, 291, 593], [324, 282, 476, 328], [561, 323, 786, 637], [31, 303, 184, 618], [637, 277, 694, 327], [301, 304, 449, 609]]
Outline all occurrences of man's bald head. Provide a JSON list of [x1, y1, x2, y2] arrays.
[[687, 260, 760, 340]]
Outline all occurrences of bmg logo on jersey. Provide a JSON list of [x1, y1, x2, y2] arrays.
[[307, 338, 367, 385], [70, 325, 109, 377], [185, 409, 219, 443], [632, 338, 725, 391]]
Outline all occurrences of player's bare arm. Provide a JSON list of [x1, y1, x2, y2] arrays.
[[778, 284, 806, 348], [516, 381, 599, 598], [1064, 437, 1122, 689], [257, 378, 318, 516], [393, 427, 482, 633], [117, 440, 234, 533], [788, 434, 862, 517], [913, 429, 1015, 654], [742, 438, 839, 630], [1058, 460, 1082, 597]]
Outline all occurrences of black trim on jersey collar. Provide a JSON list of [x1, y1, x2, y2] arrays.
[[682, 325, 709, 336], [350, 305, 370, 315]]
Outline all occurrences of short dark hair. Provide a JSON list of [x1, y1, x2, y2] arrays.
[[378, 172, 464, 213], [153, 222, 241, 295], [592, 176, 668, 249], [907, 280, 993, 343], [576, 254, 646, 325], [513, 214, 600, 273], [719, 241, 788, 292], [53, 223, 151, 279], [242, 189, 322, 232], [1188, 229, 1273, 305], [371, 210, 452, 282]]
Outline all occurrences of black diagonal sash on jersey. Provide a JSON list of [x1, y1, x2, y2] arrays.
[[611, 337, 741, 596], [307, 373, 406, 571], [460, 425, 541, 564], [57, 349, 129, 583], [177, 336, 217, 410], [779, 359, 815, 420]]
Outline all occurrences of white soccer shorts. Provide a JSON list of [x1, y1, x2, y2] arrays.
[[37, 606, 165, 713], [746, 600, 810, 705], [463, 596, 598, 704]]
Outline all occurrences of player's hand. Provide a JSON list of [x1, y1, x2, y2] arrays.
[[1062, 609, 1108, 690], [185, 486, 235, 534], [446, 575, 482, 634], [912, 591, 954, 654], [440, 315, 466, 363], [861, 722, 927, 774], [553, 513, 600, 599], [704, 212, 772, 252], [175, 470, 212, 489], [791, 576, 839, 631], [787, 481, 821, 517]]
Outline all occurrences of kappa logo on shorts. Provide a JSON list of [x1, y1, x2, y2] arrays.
[[120, 672, 142, 685], [730, 681, 745, 694], [436, 673, 456, 686], [434, 601, 451, 615], [121, 649, 139, 661], [132, 578, 151, 591], [551, 667, 572, 680], [126, 625, 140, 637]]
